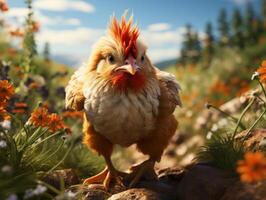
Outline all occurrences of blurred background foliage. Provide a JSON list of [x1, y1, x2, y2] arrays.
[[0, 0, 265, 199]]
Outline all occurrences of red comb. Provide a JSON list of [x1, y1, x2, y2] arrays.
[[109, 15, 139, 58]]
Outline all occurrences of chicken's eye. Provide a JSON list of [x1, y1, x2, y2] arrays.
[[107, 55, 115, 64], [141, 55, 145, 63]]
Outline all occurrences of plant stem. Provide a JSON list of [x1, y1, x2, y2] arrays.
[[244, 109, 266, 139], [233, 98, 255, 137], [211, 105, 236, 121], [48, 141, 74, 173], [254, 93, 266, 105], [258, 79, 266, 99]]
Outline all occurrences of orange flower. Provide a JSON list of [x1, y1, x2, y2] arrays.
[[31, 21, 40, 32], [0, 0, 8, 12], [0, 80, 15, 101], [237, 152, 266, 183], [257, 60, 266, 83], [0, 100, 8, 108], [29, 107, 50, 127], [29, 82, 40, 89], [9, 28, 24, 38], [47, 113, 64, 133], [0, 107, 10, 121], [12, 102, 28, 114]]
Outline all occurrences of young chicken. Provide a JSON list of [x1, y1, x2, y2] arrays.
[[65, 15, 181, 188]]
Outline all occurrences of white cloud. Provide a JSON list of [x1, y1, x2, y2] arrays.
[[147, 48, 179, 63], [5, 7, 81, 27], [141, 27, 184, 46], [230, 0, 253, 5], [38, 27, 104, 46], [147, 23, 171, 32], [37, 27, 104, 64], [33, 0, 95, 13]]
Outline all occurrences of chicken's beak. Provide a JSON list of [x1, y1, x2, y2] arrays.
[[115, 56, 139, 75], [116, 64, 137, 75]]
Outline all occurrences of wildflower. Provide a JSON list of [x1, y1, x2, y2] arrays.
[[24, 185, 47, 199], [12, 102, 28, 114], [237, 151, 266, 183], [29, 107, 50, 127], [1, 165, 12, 174], [0, 0, 8, 12], [9, 28, 24, 37], [0, 100, 8, 108], [0, 80, 15, 101], [0, 140, 7, 148], [6, 194, 18, 200], [0, 119, 11, 129], [48, 113, 64, 133], [31, 21, 40, 32], [29, 82, 40, 89], [257, 60, 266, 83], [0, 107, 10, 122]]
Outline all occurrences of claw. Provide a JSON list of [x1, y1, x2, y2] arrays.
[[83, 167, 108, 185], [83, 166, 126, 189], [125, 159, 157, 188]]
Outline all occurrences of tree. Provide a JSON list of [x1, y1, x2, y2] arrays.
[[180, 24, 201, 64], [232, 8, 245, 49], [218, 8, 230, 46], [22, 0, 37, 73], [203, 22, 215, 66], [262, 0, 266, 22], [244, 2, 256, 45], [43, 42, 50, 62]]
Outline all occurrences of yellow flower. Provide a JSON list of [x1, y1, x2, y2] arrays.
[[237, 152, 266, 183]]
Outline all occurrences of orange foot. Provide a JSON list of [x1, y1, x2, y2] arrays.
[[83, 167, 126, 189]]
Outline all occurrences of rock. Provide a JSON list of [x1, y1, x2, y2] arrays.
[[55, 163, 266, 200], [235, 128, 266, 149], [177, 163, 235, 200], [63, 184, 111, 200], [108, 188, 159, 200], [40, 168, 80, 189], [221, 181, 266, 200]]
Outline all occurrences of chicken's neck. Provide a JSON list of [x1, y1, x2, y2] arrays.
[[111, 71, 146, 92]]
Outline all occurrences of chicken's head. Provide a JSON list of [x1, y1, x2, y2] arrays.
[[88, 15, 155, 92]]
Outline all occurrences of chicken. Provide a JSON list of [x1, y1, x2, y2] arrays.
[[65, 15, 181, 188]]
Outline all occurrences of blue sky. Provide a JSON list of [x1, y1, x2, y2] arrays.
[[5, 0, 261, 66]]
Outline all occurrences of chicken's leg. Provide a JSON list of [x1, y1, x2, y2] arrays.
[[82, 118, 126, 188], [125, 115, 177, 187], [125, 159, 157, 188], [83, 155, 126, 188]]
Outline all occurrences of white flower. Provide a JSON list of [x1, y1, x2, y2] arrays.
[[66, 191, 76, 198], [34, 185, 47, 195], [0, 120, 11, 129], [0, 140, 7, 148], [206, 131, 213, 139], [211, 124, 218, 132], [24, 185, 47, 199], [251, 71, 259, 80], [6, 194, 18, 200], [1, 165, 12, 174]]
